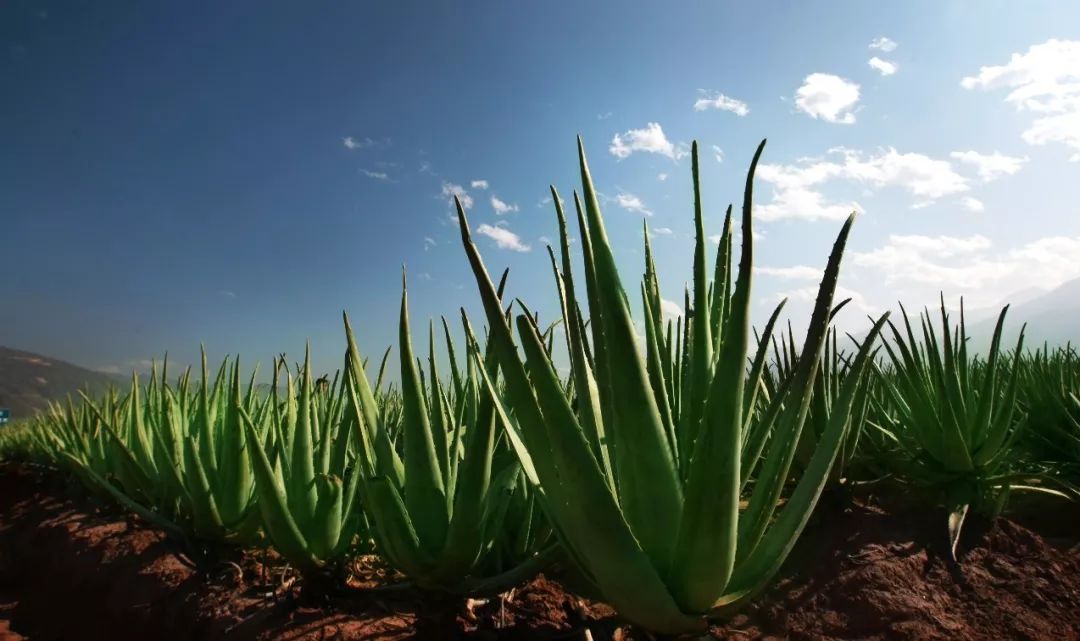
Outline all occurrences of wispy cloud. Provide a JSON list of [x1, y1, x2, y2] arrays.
[[610, 122, 687, 160], [476, 223, 531, 252], [961, 39, 1080, 160], [693, 91, 749, 116], [868, 57, 898, 76], [423, 236, 437, 251], [869, 36, 898, 52], [361, 169, 390, 181], [657, 172, 669, 181], [851, 233, 1080, 307], [471, 179, 489, 189], [949, 150, 1029, 182], [660, 298, 683, 318], [777, 285, 874, 315], [343, 136, 389, 150], [97, 358, 158, 375], [614, 192, 653, 216], [961, 196, 985, 212], [440, 182, 473, 209], [711, 145, 725, 163], [794, 73, 860, 124], [756, 147, 969, 221], [491, 195, 519, 214]]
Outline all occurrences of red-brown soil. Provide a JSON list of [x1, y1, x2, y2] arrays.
[[1, 464, 1079, 640]]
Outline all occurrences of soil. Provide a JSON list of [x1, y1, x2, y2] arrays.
[[1, 465, 1079, 641]]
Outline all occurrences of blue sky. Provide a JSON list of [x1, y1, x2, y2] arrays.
[[3, 1, 1079, 378]]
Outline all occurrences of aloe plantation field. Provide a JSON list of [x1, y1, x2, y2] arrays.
[[3, 2, 1080, 640]]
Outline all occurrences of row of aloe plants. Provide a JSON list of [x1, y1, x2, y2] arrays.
[[1, 137, 1078, 634]]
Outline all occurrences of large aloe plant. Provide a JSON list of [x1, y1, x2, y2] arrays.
[[1020, 345, 1080, 469], [455, 137, 889, 633], [338, 276, 553, 593], [874, 300, 1079, 555], [42, 354, 265, 543], [241, 349, 368, 570]]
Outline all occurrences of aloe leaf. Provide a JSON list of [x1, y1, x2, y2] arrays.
[[398, 271, 450, 555], [723, 312, 890, 607], [241, 408, 318, 568], [738, 209, 856, 558], [575, 136, 683, 573], [669, 139, 761, 611]]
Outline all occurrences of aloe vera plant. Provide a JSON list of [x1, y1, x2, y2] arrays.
[[1019, 345, 1080, 469], [766, 317, 881, 486], [241, 349, 368, 570], [27, 353, 266, 543], [338, 275, 553, 593], [873, 299, 1076, 556], [455, 137, 889, 633]]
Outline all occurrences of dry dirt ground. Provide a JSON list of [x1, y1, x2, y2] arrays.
[[1, 464, 1079, 640]]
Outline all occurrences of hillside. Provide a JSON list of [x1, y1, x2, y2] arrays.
[[0, 347, 120, 420], [968, 277, 1080, 349]]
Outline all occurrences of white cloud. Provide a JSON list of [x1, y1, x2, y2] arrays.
[[424, 236, 437, 251], [778, 285, 873, 314], [361, 169, 390, 181], [491, 195, 519, 214], [757, 186, 860, 222], [961, 196, 985, 212], [751, 145, 972, 221], [441, 182, 473, 210], [343, 136, 387, 150], [597, 111, 613, 120], [755, 147, 969, 221], [754, 265, 824, 280], [869, 36, 898, 52], [658, 172, 669, 181], [851, 233, 1080, 308], [794, 73, 860, 124], [610, 122, 687, 160], [344, 136, 372, 150], [476, 224, 531, 252], [538, 235, 552, 245], [712, 145, 725, 163], [693, 91, 750, 116], [614, 192, 653, 216], [471, 179, 489, 190], [660, 298, 683, 318], [652, 227, 674, 236], [949, 150, 1029, 182], [840, 149, 968, 198], [961, 39, 1080, 159], [868, 57, 898, 76]]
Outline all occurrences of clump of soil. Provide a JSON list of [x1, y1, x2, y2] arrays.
[[1, 464, 1079, 640], [704, 494, 1080, 641]]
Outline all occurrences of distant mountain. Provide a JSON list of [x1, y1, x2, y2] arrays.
[[967, 277, 1080, 349], [0, 346, 121, 420]]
